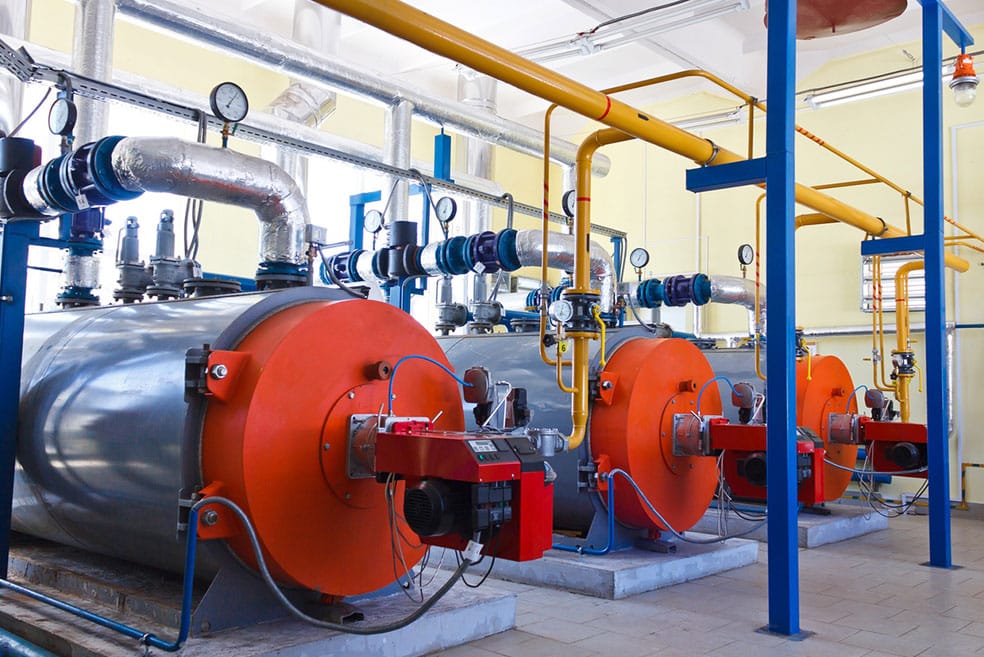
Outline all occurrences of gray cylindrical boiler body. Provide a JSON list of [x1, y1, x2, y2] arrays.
[[439, 331, 761, 531], [14, 287, 343, 575]]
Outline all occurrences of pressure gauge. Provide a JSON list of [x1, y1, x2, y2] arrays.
[[629, 247, 650, 269], [561, 190, 577, 218], [435, 196, 457, 223], [209, 81, 249, 123], [48, 97, 77, 136], [737, 243, 755, 266], [364, 209, 384, 234], [548, 299, 574, 324]]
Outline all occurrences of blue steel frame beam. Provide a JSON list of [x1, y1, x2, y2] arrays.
[[0, 221, 40, 577], [764, 0, 801, 637], [916, 0, 973, 569]]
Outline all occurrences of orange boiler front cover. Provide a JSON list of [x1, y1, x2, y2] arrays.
[[590, 338, 722, 534], [200, 298, 465, 597]]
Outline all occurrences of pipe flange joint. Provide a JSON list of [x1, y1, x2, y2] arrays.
[[469, 230, 501, 275], [496, 229, 521, 272], [636, 277, 664, 308], [402, 244, 426, 277], [561, 290, 602, 334], [346, 249, 365, 282], [703, 139, 720, 166], [371, 249, 390, 281], [444, 235, 472, 275], [662, 273, 711, 307], [320, 251, 353, 285], [41, 155, 79, 213], [255, 261, 308, 290], [875, 217, 888, 237], [89, 136, 142, 202]]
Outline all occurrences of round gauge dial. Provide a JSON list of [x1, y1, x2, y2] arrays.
[[48, 97, 77, 136], [629, 247, 650, 269], [737, 243, 755, 266], [561, 190, 577, 218], [209, 81, 249, 123], [548, 299, 574, 324], [435, 196, 457, 223], [364, 209, 384, 234]]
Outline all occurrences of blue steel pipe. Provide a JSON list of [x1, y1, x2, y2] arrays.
[[0, 503, 203, 652]]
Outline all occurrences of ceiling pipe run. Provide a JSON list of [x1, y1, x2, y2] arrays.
[[263, 0, 340, 199], [0, 0, 28, 135], [72, 0, 114, 145], [109, 137, 308, 266], [112, 0, 611, 177]]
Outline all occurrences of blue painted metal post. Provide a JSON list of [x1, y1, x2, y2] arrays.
[[764, 0, 800, 636], [0, 220, 40, 577], [921, 0, 952, 568]]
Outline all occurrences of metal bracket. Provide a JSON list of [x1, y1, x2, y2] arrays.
[[183, 345, 211, 401]]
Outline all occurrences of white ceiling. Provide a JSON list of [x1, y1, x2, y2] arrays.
[[234, 0, 984, 135]]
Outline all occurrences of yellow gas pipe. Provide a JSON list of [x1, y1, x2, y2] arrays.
[[564, 128, 634, 449], [894, 261, 925, 422]]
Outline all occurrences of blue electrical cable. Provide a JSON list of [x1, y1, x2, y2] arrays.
[[696, 375, 742, 415], [388, 354, 472, 415], [552, 472, 615, 555], [846, 384, 869, 413]]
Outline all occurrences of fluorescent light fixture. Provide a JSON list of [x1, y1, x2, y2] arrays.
[[804, 65, 954, 109], [670, 108, 744, 131], [517, 0, 750, 65]]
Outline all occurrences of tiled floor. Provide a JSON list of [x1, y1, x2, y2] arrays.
[[429, 512, 984, 657]]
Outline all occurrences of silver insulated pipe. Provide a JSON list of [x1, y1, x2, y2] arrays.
[[513, 229, 615, 313], [113, 0, 611, 176], [110, 137, 308, 265], [708, 275, 765, 335]]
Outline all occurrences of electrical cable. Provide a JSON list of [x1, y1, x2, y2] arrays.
[[385, 473, 423, 603], [626, 291, 661, 334], [696, 375, 742, 416], [459, 527, 498, 589], [316, 245, 366, 299], [581, 0, 691, 36], [608, 468, 763, 544], [183, 110, 207, 260], [387, 354, 472, 415], [197, 496, 475, 635], [823, 457, 928, 477], [845, 384, 869, 413], [7, 87, 51, 137]]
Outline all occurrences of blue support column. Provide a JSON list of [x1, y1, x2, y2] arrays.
[[763, 0, 801, 637], [920, 0, 952, 569], [0, 220, 40, 577]]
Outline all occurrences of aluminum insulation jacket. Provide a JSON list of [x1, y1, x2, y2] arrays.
[[708, 275, 766, 334], [512, 229, 615, 312], [72, 0, 114, 145], [113, 0, 610, 176], [110, 137, 308, 264]]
